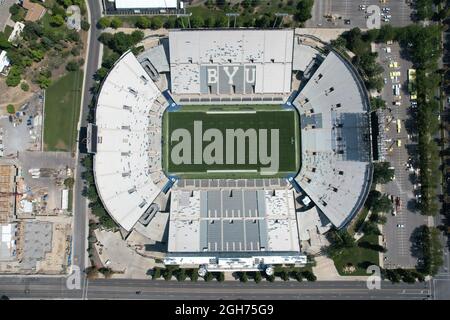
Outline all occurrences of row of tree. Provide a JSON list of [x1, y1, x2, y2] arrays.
[[150, 266, 316, 282], [81, 156, 117, 230], [98, 31, 144, 55], [151, 267, 223, 282], [97, 0, 314, 31], [412, 225, 444, 276]]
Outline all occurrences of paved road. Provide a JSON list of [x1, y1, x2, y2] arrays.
[[0, 277, 432, 300], [0, 0, 15, 32], [71, 0, 103, 284], [307, 0, 413, 29]]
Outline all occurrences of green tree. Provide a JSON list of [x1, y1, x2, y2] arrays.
[[0, 32, 11, 50], [98, 267, 113, 279], [215, 15, 228, 28], [204, 272, 213, 282], [175, 268, 187, 281], [81, 20, 90, 31], [293, 270, 303, 282], [369, 212, 387, 225], [373, 162, 395, 184], [135, 16, 150, 29], [254, 272, 262, 283], [362, 221, 381, 235], [64, 177, 75, 189], [377, 24, 397, 43], [204, 16, 215, 28], [190, 269, 199, 282], [279, 269, 290, 281], [370, 97, 386, 111], [151, 17, 163, 29], [239, 272, 248, 283], [6, 104, 15, 114], [110, 17, 123, 29], [152, 267, 161, 279], [191, 16, 204, 28], [302, 270, 317, 282], [162, 268, 173, 281], [216, 272, 225, 282], [66, 60, 79, 71], [295, 0, 314, 23], [365, 190, 392, 214], [97, 17, 111, 29], [327, 229, 356, 253], [37, 75, 52, 89], [50, 15, 65, 27], [6, 66, 22, 87], [384, 269, 401, 283], [20, 82, 29, 92]]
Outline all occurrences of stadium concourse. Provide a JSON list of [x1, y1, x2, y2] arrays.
[[87, 29, 373, 273]]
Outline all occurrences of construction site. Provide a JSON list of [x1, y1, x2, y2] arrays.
[[0, 163, 73, 274]]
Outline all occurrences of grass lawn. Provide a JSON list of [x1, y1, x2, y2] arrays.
[[44, 70, 83, 152], [3, 25, 13, 38], [163, 105, 300, 178], [332, 233, 380, 276], [348, 207, 370, 235], [187, 6, 227, 20]]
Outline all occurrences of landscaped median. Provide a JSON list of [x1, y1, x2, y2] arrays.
[[43, 70, 83, 152], [148, 264, 317, 283]]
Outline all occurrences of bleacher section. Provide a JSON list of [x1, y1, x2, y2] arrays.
[[169, 29, 293, 98], [94, 52, 168, 231], [293, 51, 372, 229]]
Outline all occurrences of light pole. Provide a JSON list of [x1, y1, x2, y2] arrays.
[[273, 12, 288, 28], [176, 13, 192, 28], [226, 13, 239, 28]]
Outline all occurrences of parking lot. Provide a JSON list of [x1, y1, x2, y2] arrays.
[[0, 93, 44, 157], [0, 0, 15, 32], [376, 42, 429, 269], [307, 0, 414, 29]]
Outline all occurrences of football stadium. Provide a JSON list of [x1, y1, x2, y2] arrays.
[[87, 29, 373, 273]]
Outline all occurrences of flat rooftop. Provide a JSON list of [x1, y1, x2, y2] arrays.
[[168, 189, 300, 253]]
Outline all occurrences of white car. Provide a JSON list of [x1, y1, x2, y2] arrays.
[[397, 224, 405, 228]]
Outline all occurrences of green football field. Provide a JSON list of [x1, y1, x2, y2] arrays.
[[163, 105, 300, 179]]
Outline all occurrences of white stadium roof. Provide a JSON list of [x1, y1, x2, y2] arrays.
[[293, 51, 372, 229], [94, 52, 168, 231], [114, 0, 178, 9]]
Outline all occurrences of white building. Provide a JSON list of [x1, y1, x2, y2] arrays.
[[165, 189, 307, 271], [7, 22, 25, 44], [0, 223, 17, 261], [113, 0, 178, 9], [92, 51, 168, 231], [0, 50, 10, 74]]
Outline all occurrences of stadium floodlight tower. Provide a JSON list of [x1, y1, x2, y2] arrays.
[[273, 13, 288, 28], [225, 13, 239, 28], [176, 12, 192, 28]]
